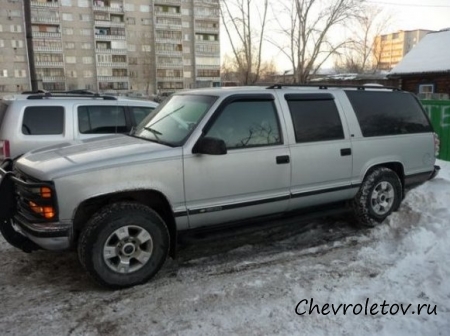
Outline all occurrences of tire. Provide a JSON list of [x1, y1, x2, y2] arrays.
[[0, 219, 40, 253], [352, 167, 403, 228], [78, 202, 170, 289]]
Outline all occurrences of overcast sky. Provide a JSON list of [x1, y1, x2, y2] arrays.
[[220, 0, 450, 72]]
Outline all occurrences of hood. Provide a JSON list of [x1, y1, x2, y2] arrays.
[[16, 134, 172, 180]]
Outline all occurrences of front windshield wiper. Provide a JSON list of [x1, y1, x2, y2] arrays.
[[143, 126, 163, 140]]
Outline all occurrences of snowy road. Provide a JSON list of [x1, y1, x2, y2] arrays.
[[0, 161, 449, 335]]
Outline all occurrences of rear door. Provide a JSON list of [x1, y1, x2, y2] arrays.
[[277, 92, 354, 211]]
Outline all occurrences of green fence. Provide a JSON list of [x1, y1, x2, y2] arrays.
[[421, 100, 450, 161]]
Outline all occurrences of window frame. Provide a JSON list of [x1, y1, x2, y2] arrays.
[[202, 94, 284, 150]]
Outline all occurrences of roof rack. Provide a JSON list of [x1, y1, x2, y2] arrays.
[[26, 92, 117, 100], [266, 84, 402, 91]]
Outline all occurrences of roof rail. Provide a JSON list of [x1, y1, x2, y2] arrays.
[[266, 83, 401, 91], [26, 92, 117, 100]]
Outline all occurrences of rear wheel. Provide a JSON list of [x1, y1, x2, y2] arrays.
[[352, 167, 402, 227], [78, 202, 170, 289]]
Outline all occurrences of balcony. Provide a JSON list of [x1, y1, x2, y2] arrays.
[[31, 16, 60, 24], [155, 37, 183, 44], [156, 63, 183, 69], [94, 20, 125, 27], [95, 34, 126, 40], [155, 50, 182, 56], [35, 61, 64, 67], [93, 5, 124, 13], [154, 11, 181, 17], [156, 77, 183, 82], [31, 1, 59, 7], [32, 32, 61, 39], [96, 62, 128, 67], [154, 0, 181, 4], [97, 76, 129, 82], [195, 26, 219, 34], [41, 76, 65, 82], [155, 23, 182, 31], [33, 45, 63, 52], [95, 48, 127, 54]]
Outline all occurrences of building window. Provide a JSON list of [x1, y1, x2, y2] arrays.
[[66, 56, 76, 63], [62, 13, 73, 21], [124, 4, 134, 11], [142, 18, 151, 25], [64, 28, 74, 35], [78, 0, 89, 7], [80, 14, 91, 21], [81, 29, 91, 36], [419, 84, 434, 94], [127, 17, 136, 25], [65, 42, 75, 49], [10, 25, 22, 33], [67, 70, 77, 78], [11, 40, 24, 48], [142, 45, 151, 52], [14, 69, 27, 78], [140, 5, 150, 12], [61, 0, 72, 6], [81, 43, 92, 49], [0, 70, 8, 77], [82, 57, 93, 64], [83, 70, 93, 78]]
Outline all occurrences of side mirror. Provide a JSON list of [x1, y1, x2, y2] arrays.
[[193, 137, 227, 155]]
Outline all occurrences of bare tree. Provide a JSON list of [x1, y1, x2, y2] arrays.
[[269, 0, 365, 83], [334, 5, 393, 73], [220, 0, 269, 85]]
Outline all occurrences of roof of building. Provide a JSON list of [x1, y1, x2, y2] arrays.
[[389, 29, 450, 76]]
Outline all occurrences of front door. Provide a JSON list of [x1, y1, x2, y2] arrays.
[[183, 95, 291, 228]]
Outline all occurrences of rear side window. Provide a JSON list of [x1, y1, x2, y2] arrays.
[[286, 94, 345, 143], [78, 106, 127, 134], [22, 106, 64, 135], [130, 106, 155, 125], [345, 91, 432, 137]]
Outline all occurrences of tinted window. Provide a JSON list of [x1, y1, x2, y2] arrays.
[[78, 106, 127, 134], [205, 100, 282, 149], [130, 106, 155, 125], [286, 97, 344, 143], [22, 106, 64, 135], [345, 91, 432, 137]]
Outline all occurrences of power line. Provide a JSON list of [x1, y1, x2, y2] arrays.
[[368, 1, 450, 7]]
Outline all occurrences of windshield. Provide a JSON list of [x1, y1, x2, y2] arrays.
[[132, 94, 217, 146]]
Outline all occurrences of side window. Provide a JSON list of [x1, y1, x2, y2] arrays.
[[22, 106, 64, 135], [130, 106, 155, 125], [78, 105, 127, 134], [345, 91, 432, 137], [286, 96, 344, 143], [205, 100, 282, 149]]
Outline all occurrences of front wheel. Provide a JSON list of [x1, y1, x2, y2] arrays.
[[78, 202, 170, 289], [352, 167, 403, 227]]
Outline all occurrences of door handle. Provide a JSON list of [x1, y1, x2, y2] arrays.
[[340, 148, 352, 156], [276, 155, 290, 164]]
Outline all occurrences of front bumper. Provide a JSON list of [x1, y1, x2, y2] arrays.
[[13, 215, 72, 250], [429, 165, 440, 180]]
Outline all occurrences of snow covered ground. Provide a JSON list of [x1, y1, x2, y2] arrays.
[[0, 161, 449, 336]]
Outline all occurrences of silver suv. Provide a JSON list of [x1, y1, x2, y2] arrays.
[[0, 85, 440, 288], [0, 92, 158, 161]]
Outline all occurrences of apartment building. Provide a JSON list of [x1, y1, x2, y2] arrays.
[[0, 0, 220, 94], [373, 29, 434, 71]]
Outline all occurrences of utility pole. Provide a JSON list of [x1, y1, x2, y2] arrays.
[[23, 0, 38, 91]]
